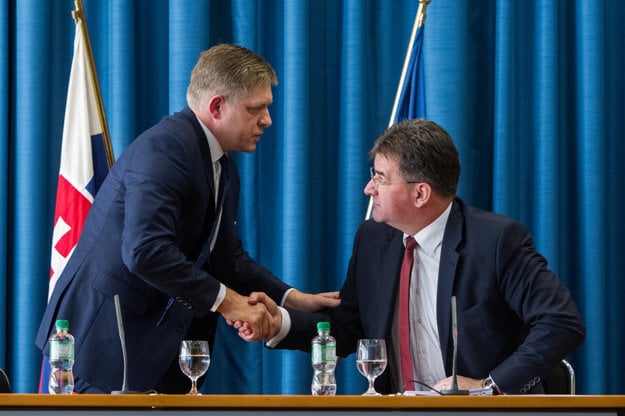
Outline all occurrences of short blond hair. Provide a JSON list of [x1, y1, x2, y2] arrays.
[[186, 43, 278, 110]]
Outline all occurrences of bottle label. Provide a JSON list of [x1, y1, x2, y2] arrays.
[[312, 344, 336, 364], [50, 341, 74, 360]]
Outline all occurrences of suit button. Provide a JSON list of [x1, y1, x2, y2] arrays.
[[177, 322, 187, 333], [175, 297, 193, 309]]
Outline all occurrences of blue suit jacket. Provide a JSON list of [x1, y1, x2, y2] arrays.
[[36, 107, 290, 393], [281, 198, 585, 394]]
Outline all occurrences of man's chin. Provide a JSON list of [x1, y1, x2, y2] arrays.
[[245, 142, 258, 152], [370, 211, 386, 223], [237, 144, 257, 153]]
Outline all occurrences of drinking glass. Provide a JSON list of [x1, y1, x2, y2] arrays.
[[179, 340, 210, 395], [356, 339, 387, 395]]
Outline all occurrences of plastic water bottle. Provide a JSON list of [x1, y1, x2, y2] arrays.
[[311, 321, 336, 395], [48, 319, 74, 394]]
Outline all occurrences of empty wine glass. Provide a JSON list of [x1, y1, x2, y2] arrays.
[[356, 339, 387, 395], [179, 340, 210, 395]]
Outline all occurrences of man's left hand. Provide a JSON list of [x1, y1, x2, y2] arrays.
[[284, 289, 340, 313], [433, 375, 483, 392]]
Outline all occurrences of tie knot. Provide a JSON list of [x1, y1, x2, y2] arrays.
[[219, 154, 228, 168], [219, 155, 230, 181], [405, 236, 417, 251]]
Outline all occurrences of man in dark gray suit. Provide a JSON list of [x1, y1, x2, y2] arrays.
[[36, 43, 338, 394], [249, 119, 585, 395]]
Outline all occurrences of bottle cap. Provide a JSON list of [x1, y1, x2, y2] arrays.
[[55, 319, 69, 330], [317, 321, 330, 331]]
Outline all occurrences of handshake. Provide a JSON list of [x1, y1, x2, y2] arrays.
[[217, 288, 340, 342]]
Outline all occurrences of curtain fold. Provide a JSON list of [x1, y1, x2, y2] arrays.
[[576, 0, 608, 392], [0, 0, 9, 369], [12, 0, 60, 390], [1, 0, 623, 394], [532, 1, 560, 264]]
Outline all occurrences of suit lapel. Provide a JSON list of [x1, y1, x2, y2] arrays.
[[177, 108, 222, 269], [437, 199, 463, 371], [181, 107, 216, 197], [377, 229, 404, 339]]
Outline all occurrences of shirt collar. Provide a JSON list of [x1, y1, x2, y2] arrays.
[[404, 202, 453, 256], [195, 115, 225, 164]]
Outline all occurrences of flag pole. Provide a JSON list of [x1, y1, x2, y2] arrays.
[[72, 0, 115, 168], [366, 0, 431, 220], [387, 0, 430, 127]]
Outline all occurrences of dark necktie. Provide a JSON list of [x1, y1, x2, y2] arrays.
[[215, 154, 229, 211], [399, 236, 417, 391], [193, 154, 230, 269]]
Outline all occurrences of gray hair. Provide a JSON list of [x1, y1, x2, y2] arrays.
[[370, 119, 460, 197]]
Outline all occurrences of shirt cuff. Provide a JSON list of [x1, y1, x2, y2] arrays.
[[265, 306, 291, 348], [280, 288, 295, 307], [210, 283, 227, 312]]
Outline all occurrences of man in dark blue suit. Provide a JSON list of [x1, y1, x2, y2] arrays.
[[250, 119, 585, 395], [35, 43, 338, 394]]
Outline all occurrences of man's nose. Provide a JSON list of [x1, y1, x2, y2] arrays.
[[364, 179, 376, 196], [260, 108, 272, 127]]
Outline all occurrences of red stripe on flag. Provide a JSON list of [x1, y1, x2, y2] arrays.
[[52, 175, 92, 263]]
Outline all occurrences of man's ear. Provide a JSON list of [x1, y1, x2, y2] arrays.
[[208, 95, 225, 119], [414, 182, 432, 208]]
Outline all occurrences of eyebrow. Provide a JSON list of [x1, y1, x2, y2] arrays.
[[373, 167, 388, 177], [248, 99, 272, 108]]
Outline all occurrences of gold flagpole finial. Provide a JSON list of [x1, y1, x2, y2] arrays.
[[417, 0, 431, 28], [72, 0, 83, 24]]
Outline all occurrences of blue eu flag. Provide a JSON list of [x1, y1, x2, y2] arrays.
[[394, 24, 426, 122]]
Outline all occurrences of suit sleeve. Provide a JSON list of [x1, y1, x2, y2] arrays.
[[120, 132, 222, 317], [487, 221, 586, 393], [229, 238, 292, 303]]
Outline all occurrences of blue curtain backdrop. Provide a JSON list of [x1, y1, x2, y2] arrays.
[[0, 0, 623, 394]]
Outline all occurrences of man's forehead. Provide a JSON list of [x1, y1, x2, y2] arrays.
[[374, 154, 399, 171], [238, 85, 273, 104]]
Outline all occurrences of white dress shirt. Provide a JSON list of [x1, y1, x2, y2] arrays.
[[196, 117, 227, 311], [391, 202, 452, 390]]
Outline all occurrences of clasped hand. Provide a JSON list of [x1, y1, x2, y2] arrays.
[[217, 288, 278, 342], [224, 289, 340, 342]]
